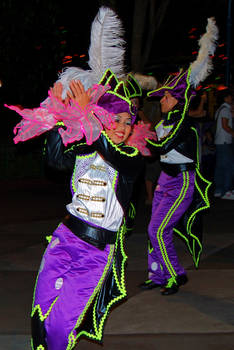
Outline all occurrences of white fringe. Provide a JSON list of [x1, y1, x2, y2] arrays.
[[189, 17, 219, 87]]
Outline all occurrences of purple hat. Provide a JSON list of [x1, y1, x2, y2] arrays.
[[147, 69, 196, 110], [97, 69, 137, 124]]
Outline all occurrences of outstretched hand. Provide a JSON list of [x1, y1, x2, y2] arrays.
[[50, 82, 70, 106], [67, 80, 91, 109]]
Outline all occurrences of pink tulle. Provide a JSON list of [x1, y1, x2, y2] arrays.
[[126, 122, 157, 156], [5, 84, 114, 145]]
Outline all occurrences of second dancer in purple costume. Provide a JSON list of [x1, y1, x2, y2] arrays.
[[140, 18, 218, 295]]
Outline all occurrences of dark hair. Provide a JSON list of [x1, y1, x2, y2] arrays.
[[216, 88, 231, 105]]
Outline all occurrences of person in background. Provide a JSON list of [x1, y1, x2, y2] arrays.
[[214, 89, 234, 199]]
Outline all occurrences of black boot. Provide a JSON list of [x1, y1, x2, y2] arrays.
[[176, 274, 188, 286], [161, 278, 178, 296], [139, 279, 162, 290]]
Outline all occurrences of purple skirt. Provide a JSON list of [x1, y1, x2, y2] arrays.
[[31, 222, 127, 350]]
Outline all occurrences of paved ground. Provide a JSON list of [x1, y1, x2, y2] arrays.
[[0, 178, 234, 350]]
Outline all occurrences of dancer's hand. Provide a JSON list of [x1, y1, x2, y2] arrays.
[[67, 80, 90, 109], [50, 82, 70, 106]]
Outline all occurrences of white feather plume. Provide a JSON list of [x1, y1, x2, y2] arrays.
[[56, 6, 126, 98], [88, 6, 126, 82], [189, 17, 219, 87]]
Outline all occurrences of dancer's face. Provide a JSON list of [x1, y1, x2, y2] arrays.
[[105, 113, 132, 144], [160, 91, 178, 113]]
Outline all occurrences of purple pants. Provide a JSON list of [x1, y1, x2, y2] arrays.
[[31, 223, 114, 350], [148, 170, 194, 284]]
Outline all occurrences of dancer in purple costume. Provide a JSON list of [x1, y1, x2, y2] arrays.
[[140, 18, 218, 295], [30, 71, 143, 350]]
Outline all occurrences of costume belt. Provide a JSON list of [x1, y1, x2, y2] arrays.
[[63, 214, 117, 250], [160, 162, 196, 177]]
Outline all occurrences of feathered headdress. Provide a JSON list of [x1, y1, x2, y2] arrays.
[[148, 17, 219, 113], [57, 6, 126, 99]]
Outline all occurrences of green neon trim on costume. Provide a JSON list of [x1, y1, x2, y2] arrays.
[[145, 279, 153, 284], [31, 296, 59, 321], [128, 202, 136, 219], [68, 221, 128, 347], [64, 142, 86, 154], [112, 170, 118, 191], [105, 72, 119, 87], [167, 109, 179, 121], [101, 130, 139, 157], [156, 171, 190, 281], [148, 240, 154, 254], [165, 276, 177, 288], [30, 339, 45, 350], [56, 121, 65, 127], [147, 69, 187, 97], [155, 119, 163, 130], [66, 245, 115, 349], [174, 169, 211, 267], [191, 127, 200, 169], [31, 251, 59, 321], [126, 74, 142, 98], [173, 125, 211, 267], [46, 235, 52, 243]]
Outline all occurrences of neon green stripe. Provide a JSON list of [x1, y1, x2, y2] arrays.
[[71, 221, 128, 345], [112, 170, 118, 191], [101, 130, 139, 157], [66, 244, 115, 349], [157, 171, 190, 280]]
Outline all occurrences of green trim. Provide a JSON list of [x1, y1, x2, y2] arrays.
[[144, 279, 153, 284], [148, 239, 153, 254], [112, 170, 118, 191], [147, 69, 187, 97], [64, 142, 87, 154], [30, 339, 46, 350], [68, 221, 128, 347], [167, 109, 179, 121], [191, 127, 200, 169], [126, 74, 142, 98], [101, 130, 139, 157], [155, 119, 163, 130], [156, 171, 190, 281], [31, 295, 59, 321], [45, 235, 52, 244], [56, 121, 65, 127], [65, 244, 115, 350], [128, 202, 136, 219], [174, 169, 211, 267]]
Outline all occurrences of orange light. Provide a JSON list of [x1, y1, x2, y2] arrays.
[[217, 85, 228, 91]]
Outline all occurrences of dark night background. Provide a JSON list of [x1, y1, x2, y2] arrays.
[[0, 0, 233, 178]]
